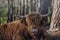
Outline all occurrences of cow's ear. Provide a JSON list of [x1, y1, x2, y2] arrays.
[[19, 18, 28, 26], [22, 18, 28, 26], [40, 17, 49, 27]]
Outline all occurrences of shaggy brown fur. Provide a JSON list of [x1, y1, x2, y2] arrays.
[[0, 13, 49, 40], [26, 13, 41, 26], [0, 19, 29, 40]]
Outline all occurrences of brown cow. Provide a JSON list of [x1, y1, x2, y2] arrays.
[[0, 13, 49, 40], [26, 13, 49, 40]]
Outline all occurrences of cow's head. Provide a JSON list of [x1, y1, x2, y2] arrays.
[[25, 12, 50, 38], [26, 13, 42, 38]]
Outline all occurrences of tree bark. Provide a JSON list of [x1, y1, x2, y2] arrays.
[[7, 0, 14, 22], [49, 0, 60, 31]]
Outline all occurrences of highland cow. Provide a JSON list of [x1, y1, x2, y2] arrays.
[[0, 13, 49, 40], [26, 13, 49, 40]]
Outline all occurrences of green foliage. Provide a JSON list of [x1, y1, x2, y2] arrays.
[[0, 17, 6, 23], [48, 16, 50, 23], [0, 7, 8, 23], [0, 7, 8, 17]]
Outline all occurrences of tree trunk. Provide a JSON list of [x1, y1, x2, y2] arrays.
[[7, 0, 14, 22], [49, 0, 60, 31]]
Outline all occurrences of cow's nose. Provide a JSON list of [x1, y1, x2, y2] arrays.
[[31, 29, 38, 33]]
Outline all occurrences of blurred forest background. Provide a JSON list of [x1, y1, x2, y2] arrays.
[[0, 0, 52, 24]]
